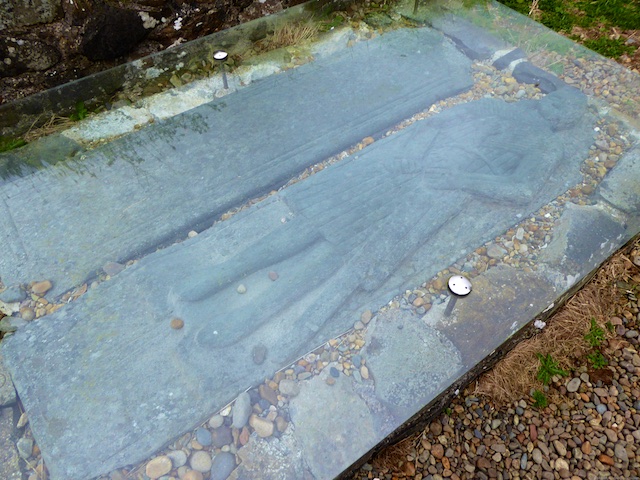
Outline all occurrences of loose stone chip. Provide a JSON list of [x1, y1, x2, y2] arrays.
[[170, 318, 184, 329]]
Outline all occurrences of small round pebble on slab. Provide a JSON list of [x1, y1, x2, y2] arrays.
[[268, 271, 279, 281], [236, 284, 247, 294], [31, 280, 52, 295], [170, 318, 184, 329]]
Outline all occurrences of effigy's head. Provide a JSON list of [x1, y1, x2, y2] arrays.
[[537, 86, 588, 131]]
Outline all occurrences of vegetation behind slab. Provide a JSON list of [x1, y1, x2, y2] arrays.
[[496, 0, 639, 66]]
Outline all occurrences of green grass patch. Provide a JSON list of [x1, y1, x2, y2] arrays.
[[497, 0, 640, 32], [0, 136, 27, 152], [587, 351, 608, 369], [69, 101, 89, 122], [581, 36, 635, 58], [536, 353, 569, 385], [532, 389, 548, 408], [584, 317, 605, 348]]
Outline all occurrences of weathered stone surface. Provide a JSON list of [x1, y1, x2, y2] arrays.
[[0, 407, 21, 480], [428, 15, 510, 60], [437, 265, 557, 367], [0, 353, 16, 407], [0, 0, 62, 29], [513, 61, 569, 93], [0, 37, 60, 78], [599, 147, 640, 216], [539, 203, 628, 276], [363, 309, 462, 418], [230, 429, 307, 480], [289, 373, 376, 480], [0, 26, 474, 298]]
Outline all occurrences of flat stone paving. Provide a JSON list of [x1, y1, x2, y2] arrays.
[[1, 0, 640, 479]]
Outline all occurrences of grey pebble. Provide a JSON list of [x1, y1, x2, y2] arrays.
[[330, 367, 340, 378], [251, 344, 267, 365], [211, 452, 236, 480], [196, 427, 212, 446], [232, 392, 252, 429], [515, 406, 524, 415], [352, 354, 362, 368], [566, 377, 581, 393], [596, 404, 607, 415], [278, 379, 300, 397], [211, 426, 232, 448], [0, 286, 25, 303], [208, 414, 224, 429], [520, 453, 528, 470], [167, 450, 187, 468], [103, 262, 125, 277], [614, 442, 628, 462], [16, 437, 33, 459]]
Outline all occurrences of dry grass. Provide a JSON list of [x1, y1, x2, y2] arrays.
[[260, 20, 320, 51], [528, 0, 542, 21], [371, 433, 420, 473], [23, 114, 75, 143], [475, 240, 638, 406]]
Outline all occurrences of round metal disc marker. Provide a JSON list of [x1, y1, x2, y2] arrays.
[[213, 50, 228, 61], [448, 275, 472, 296], [444, 275, 472, 316]]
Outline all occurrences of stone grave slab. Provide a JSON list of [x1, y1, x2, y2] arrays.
[[2, 81, 602, 478], [1, 1, 640, 479], [0, 26, 473, 297]]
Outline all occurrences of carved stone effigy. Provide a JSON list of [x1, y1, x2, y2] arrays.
[[2, 73, 597, 479]]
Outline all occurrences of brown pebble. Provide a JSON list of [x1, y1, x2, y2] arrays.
[[145, 456, 172, 479], [326, 377, 336, 385], [239, 426, 250, 446], [581, 184, 594, 195], [431, 443, 444, 459], [183, 471, 204, 480], [412, 297, 425, 307], [31, 280, 52, 295], [360, 310, 372, 324], [170, 318, 185, 329], [362, 136, 374, 146], [530, 424, 537, 441], [598, 454, 614, 466], [20, 307, 35, 321], [268, 271, 279, 281], [581, 441, 592, 455], [259, 384, 278, 405]]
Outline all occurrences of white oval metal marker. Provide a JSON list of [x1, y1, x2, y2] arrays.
[[213, 50, 229, 89], [444, 275, 472, 316]]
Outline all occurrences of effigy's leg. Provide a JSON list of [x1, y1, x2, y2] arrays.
[[175, 220, 323, 302]]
